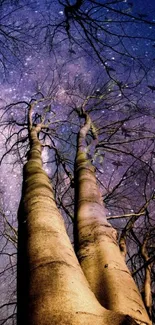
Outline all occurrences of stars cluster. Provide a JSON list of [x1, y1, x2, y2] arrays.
[[0, 1, 155, 321]]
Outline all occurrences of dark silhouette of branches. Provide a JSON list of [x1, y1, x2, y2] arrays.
[[39, 0, 155, 100], [0, 18, 155, 319]]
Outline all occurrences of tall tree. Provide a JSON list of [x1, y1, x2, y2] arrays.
[[0, 76, 154, 323], [74, 109, 151, 324], [17, 100, 151, 325], [0, 1, 155, 324]]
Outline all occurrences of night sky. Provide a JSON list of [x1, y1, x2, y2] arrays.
[[0, 0, 155, 323]]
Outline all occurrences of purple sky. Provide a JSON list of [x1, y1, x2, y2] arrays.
[[0, 1, 155, 321]]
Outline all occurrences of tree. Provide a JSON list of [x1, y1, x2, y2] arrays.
[[0, 72, 154, 323], [0, 1, 154, 324], [16, 99, 151, 325]]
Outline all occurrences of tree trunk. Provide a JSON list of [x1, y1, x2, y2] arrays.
[[17, 126, 137, 325], [74, 114, 151, 325]]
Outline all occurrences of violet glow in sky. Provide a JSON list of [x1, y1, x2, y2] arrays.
[[0, 1, 155, 323], [0, 0, 154, 220], [0, 0, 155, 236]]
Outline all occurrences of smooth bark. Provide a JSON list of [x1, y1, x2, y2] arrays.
[[74, 113, 151, 325], [17, 125, 137, 325]]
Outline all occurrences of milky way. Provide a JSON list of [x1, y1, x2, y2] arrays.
[[0, 0, 155, 323]]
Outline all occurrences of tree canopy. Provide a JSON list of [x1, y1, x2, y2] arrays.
[[0, 1, 155, 324]]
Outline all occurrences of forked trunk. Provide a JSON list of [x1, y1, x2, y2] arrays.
[[17, 127, 136, 325]]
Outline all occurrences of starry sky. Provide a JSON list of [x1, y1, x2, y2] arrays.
[[1, 1, 154, 202], [0, 0, 154, 235], [0, 0, 155, 322]]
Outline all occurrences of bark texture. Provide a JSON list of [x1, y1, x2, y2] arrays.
[[17, 123, 137, 325], [74, 113, 151, 325]]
